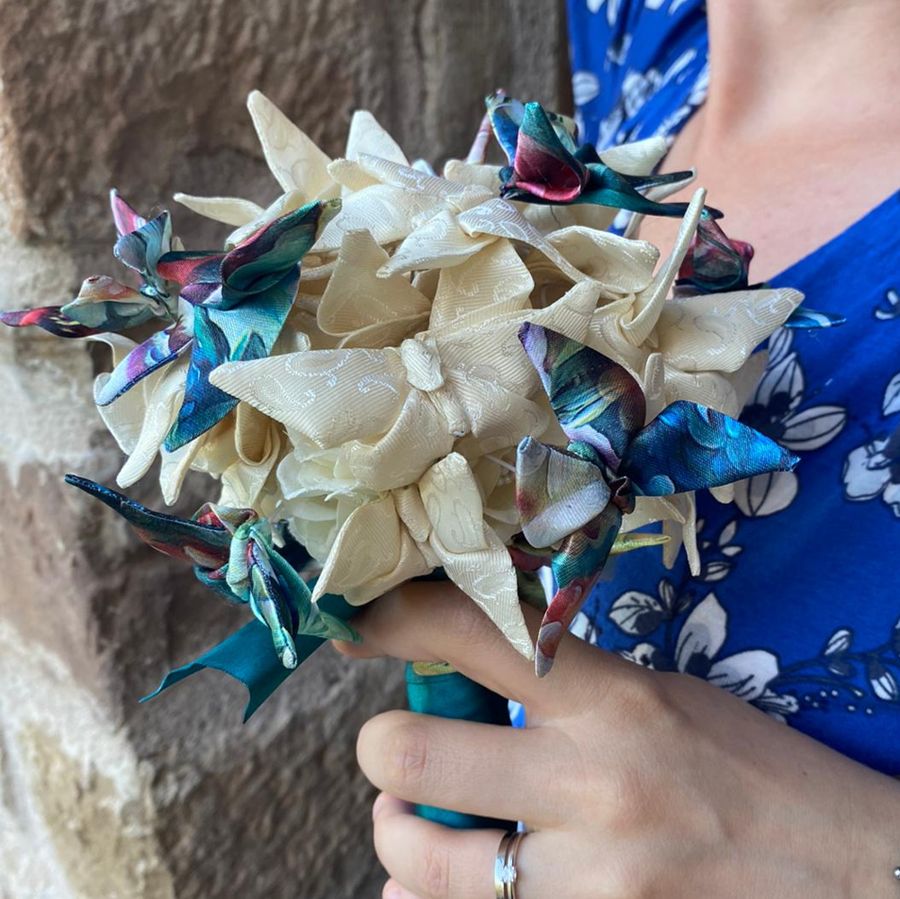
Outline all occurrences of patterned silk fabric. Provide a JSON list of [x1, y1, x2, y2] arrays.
[[567, 0, 900, 775]]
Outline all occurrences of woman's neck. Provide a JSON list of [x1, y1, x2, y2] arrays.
[[703, 0, 900, 144]]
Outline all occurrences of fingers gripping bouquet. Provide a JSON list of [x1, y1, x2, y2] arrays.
[[3, 90, 839, 823]]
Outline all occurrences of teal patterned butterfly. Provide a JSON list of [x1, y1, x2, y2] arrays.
[[515, 324, 798, 676], [65, 475, 359, 669]]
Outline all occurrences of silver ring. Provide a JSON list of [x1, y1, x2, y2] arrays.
[[494, 829, 527, 899]]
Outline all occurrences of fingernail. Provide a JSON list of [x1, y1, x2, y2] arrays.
[[383, 884, 401, 899], [372, 792, 388, 821]]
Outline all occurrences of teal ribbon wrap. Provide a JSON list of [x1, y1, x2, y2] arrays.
[[143, 573, 513, 831], [142, 591, 356, 721], [405, 663, 514, 831]]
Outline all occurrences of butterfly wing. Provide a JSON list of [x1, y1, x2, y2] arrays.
[[518, 323, 646, 470], [64, 474, 231, 569], [622, 401, 799, 496], [500, 102, 588, 204], [536, 504, 623, 677], [515, 436, 611, 549]]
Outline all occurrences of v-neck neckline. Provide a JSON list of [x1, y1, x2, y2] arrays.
[[769, 190, 900, 287]]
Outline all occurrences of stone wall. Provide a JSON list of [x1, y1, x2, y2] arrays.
[[0, 2, 569, 897]]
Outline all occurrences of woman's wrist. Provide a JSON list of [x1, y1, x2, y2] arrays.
[[845, 774, 900, 896]]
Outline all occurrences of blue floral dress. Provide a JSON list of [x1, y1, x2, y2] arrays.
[[566, 0, 900, 775]]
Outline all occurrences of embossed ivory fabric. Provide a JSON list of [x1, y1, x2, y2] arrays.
[[1, 91, 805, 660], [192, 93, 802, 655]]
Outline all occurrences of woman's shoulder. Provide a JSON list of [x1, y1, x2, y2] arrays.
[[567, 0, 709, 148]]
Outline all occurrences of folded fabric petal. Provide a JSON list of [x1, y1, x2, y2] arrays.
[[655, 287, 803, 374], [497, 101, 704, 219], [313, 453, 533, 658], [112, 203, 172, 298], [313, 493, 432, 603], [345, 110, 409, 166], [0, 305, 103, 338], [62, 275, 165, 331], [676, 212, 754, 294], [313, 182, 440, 254], [536, 504, 623, 676], [110, 189, 147, 237], [784, 307, 847, 329], [191, 403, 283, 511], [64, 475, 358, 668], [91, 333, 190, 488], [502, 102, 588, 203], [164, 284, 295, 451], [519, 321, 646, 469], [428, 239, 533, 330], [65, 474, 231, 567], [516, 436, 611, 548], [211, 346, 409, 448], [246, 90, 335, 200], [2, 191, 182, 340], [317, 230, 430, 347], [172, 194, 264, 228]]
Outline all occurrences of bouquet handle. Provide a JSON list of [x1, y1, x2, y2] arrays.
[[405, 661, 515, 830]]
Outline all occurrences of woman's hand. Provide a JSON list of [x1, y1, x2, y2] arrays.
[[338, 581, 900, 899]]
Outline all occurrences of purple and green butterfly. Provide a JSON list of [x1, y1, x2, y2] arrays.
[[675, 211, 846, 328], [2, 189, 339, 452], [1, 192, 177, 338], [486, 93, 714, 219], [514, 323, 799, 677], [105, 197, 339, 451], [65, 474, 359, 669]]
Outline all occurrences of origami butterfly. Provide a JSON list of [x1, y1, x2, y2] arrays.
[[486, 95, 713, 219], [65, 475, 358, 668], [0, 192, 176, 338], [99, 198, 340, 451], [675, 212, 846, 328], [2, 190, 337, 451], [515, 324, 799, 676]]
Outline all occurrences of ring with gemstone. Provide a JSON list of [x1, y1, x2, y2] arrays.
[[494, 829, 527, 899]]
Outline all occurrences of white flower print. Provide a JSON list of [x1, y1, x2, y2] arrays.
[[572, 70, 601, 107], [586, 0, 622, 25], [843, 429, 900, 517], [868, 662, 900, 703], [883, 373, 900, 416], [842, 373, 900, 518], [674, 594, 780, 700], [875, 288, 899, 321], [736, 328, 847, 517], [612, 590, 796, 718], [621, 642, 662, 668], [619, 69, 662, 120], [752, 689, 800, 724]]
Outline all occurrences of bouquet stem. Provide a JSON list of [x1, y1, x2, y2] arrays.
[[405, 662, 515, 830]]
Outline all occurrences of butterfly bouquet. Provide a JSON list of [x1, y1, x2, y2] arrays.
[[2, 91, 837, 825]]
